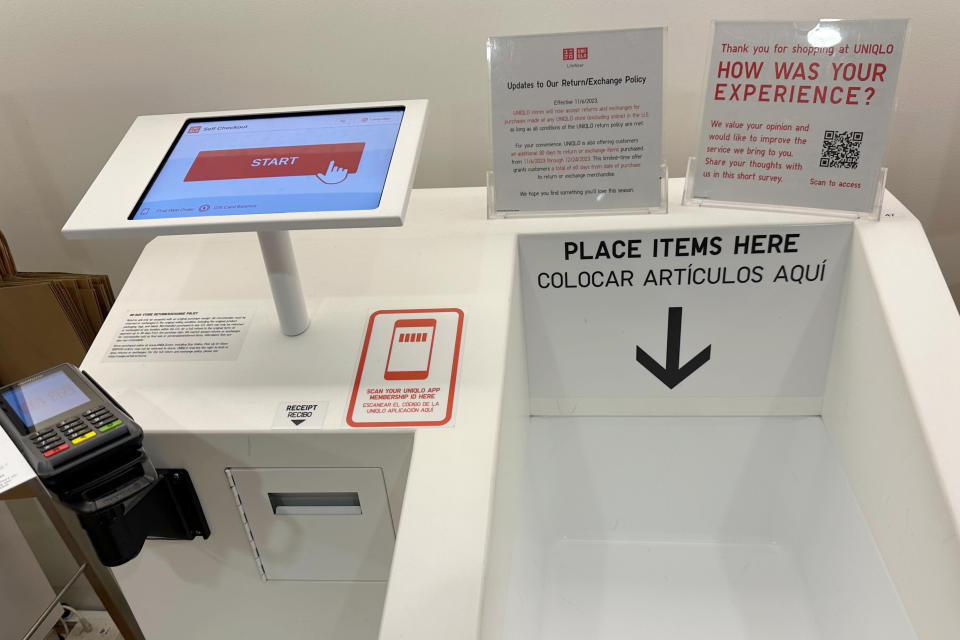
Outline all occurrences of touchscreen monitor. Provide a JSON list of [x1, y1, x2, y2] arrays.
[[130, 108, 405, 220]]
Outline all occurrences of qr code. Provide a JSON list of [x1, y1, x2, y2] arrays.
[[820, 130, 863, 169]]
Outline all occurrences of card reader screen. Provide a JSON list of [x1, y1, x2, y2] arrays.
[[2, 371, 90, 428], [130, 108, 405, 220]]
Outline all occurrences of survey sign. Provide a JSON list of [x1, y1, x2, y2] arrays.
[[520, 223, 852, 406], [489, 28, 664, 213], [689, 20, 907, 213], [348, 309, 464, 427]]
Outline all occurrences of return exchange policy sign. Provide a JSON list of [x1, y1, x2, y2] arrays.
[[689, 20, 907, 213], [489, 28, 664, 214]]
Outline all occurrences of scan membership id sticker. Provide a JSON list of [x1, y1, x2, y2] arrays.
[[348, 309, 464, 427]]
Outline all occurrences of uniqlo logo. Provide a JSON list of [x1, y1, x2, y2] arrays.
[[187, 125, 201, 134], [562, 47, 575, 61], [577, 47, 588, 60]]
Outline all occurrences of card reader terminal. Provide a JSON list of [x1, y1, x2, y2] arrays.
[[0, 364, 209, 566], [1, 365, 138, 475]]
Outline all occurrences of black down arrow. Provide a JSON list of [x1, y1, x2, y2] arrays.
[[635, 307, 711, 389]]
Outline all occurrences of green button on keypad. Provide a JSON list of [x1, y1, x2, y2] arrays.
[[98, 420, 123, 432]]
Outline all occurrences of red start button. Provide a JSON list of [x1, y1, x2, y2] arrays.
[[183, 143, 365, 181]]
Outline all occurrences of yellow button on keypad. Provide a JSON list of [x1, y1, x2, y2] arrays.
[[71, 431, 96, 445]]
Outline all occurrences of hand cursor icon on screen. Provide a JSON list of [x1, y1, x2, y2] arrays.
[[317, 160, 348, 184]]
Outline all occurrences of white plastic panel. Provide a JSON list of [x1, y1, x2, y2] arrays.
[[229, 467, 395, 582], [822, 217, 960, 639], [498, 416, 917, 640]]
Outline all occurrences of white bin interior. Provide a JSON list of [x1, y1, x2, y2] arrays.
[[500, 415, 916, 640]]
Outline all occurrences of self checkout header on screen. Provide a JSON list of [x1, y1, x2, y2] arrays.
[[130, 108, 404, 220]]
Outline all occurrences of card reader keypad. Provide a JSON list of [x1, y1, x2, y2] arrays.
[[28, 428, 69, 458], [84, 406, 123, 432], [25, 406, 124, 459]]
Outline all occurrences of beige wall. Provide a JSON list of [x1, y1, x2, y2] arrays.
[[0, 1, 957, 304]]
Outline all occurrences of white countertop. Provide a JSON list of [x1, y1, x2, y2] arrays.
[[81, 179, 959, 640]]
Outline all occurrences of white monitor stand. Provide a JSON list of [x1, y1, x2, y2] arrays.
[[62, 100, 429, 336], [257, 229, 310, 336]]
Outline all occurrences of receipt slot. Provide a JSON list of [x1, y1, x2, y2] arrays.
[[0, 364, 209, 566]]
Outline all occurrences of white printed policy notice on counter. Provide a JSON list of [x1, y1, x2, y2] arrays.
[[489, 28, 664, 214], [105, 305, 255, 362]]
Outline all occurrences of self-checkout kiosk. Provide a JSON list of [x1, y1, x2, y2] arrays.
[[13, 97, 958, 640]]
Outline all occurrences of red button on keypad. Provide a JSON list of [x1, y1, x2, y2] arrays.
[[43, 443, 69, 458]]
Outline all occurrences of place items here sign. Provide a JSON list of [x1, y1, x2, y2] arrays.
[[519, 222, 853, 409], [689, 20, 907, 213]]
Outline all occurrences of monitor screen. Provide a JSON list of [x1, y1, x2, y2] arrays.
[[129, 107, 405, 220], [2, 371, 90, 428]]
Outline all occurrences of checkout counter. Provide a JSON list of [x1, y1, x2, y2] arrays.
[[53, 179, 960, 639]]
